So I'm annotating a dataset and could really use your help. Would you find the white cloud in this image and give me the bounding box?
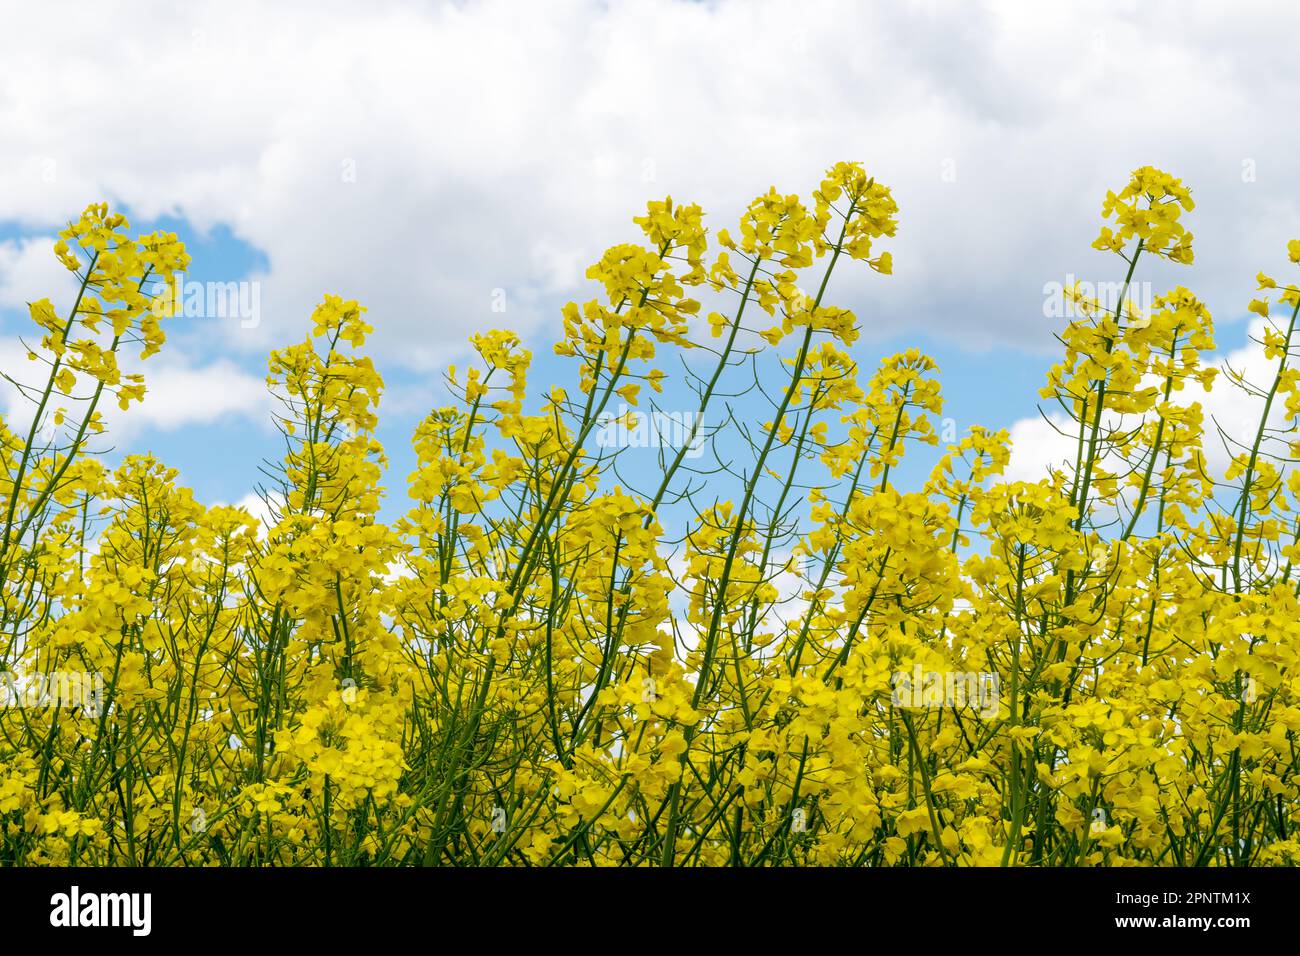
[118,357,270,438]
[3,0,1300,374]
[1004,411,1077,485]
[0,236,79,310]
[217,491,283,537]
[0,334,270,445]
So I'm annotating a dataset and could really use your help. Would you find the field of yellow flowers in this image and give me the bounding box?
[3,162,1299,867]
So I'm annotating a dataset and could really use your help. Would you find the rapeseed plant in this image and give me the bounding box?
[3,163,1300,867]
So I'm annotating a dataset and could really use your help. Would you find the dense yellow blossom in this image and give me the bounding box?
[3,168,1300,867]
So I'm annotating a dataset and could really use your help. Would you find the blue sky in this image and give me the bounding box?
[0,0,1286,521]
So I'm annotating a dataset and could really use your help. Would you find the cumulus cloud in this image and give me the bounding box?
[1003,411,1078,486]
[219,491,283,536]
[2,0,1300,375]
[0,332,271,446]
[114,357,271,439]
[0,236,79,309]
